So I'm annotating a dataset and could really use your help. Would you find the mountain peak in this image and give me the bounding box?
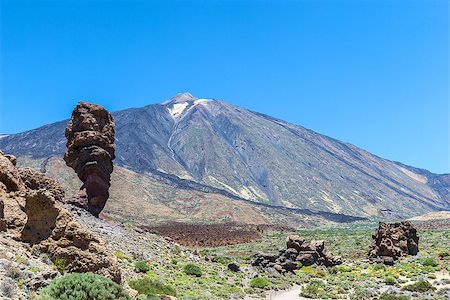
[163,93,198,105]
[163,93,214,119]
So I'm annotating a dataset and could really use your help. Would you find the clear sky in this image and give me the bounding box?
[0,0,448,174]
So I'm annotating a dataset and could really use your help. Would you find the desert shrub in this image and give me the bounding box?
[128,276,176,297]
[138,295,160,300]
[421,257,438,267]
[378,293,409,300]
[438,250,450,259]
[52,258,65,275]
[372,264,386,271]
[134,260,150,273]
[114,250,127,261]
[213,255,232,265]
[384,276,397,285]
[301,284,320,298]
[183,263,202,277]
[38,272,131,300]
[402,280,435,292]
[249,277,270,289]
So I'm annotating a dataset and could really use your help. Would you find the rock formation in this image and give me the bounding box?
[0,151,121,283]
[252,235,341,274]
[368,221,419,265]
[64,101,115,217]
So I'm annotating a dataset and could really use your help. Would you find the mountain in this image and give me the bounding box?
[1,93,448,220]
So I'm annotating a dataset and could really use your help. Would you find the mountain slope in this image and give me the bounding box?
[1,93,448,218]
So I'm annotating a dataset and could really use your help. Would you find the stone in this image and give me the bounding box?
[0,153,24,192]
[64,101,115,217]
[0,151,122,283]
[19,168,65,202]
[227,262,240,272]
[368,221,419,264]
[252,235,341,273]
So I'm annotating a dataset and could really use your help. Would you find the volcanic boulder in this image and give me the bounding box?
[64,101,115,217]
[0,151,121,283]
[368,221,419,265]
[252,235,341,274]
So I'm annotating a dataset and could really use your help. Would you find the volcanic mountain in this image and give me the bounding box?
[0,93,448,223]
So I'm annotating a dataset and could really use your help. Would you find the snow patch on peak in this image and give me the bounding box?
[194,99,211,105]
[168,102,189,119]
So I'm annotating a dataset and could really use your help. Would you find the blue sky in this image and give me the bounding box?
[0,0,448,173]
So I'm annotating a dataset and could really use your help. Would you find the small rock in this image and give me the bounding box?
[228,262,240,272]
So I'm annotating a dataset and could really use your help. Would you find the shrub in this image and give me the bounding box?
[249,277,270,289]
[402,280,435,292]
[438,250,450,259]
[129,276,176,297]
[421,257,438,267]
[37,272,131,300]
[52,258,65,275]
[114,250,127,261]
[378,293,409,300]
[134,260,150,273]
[183,263,202,277]
[384,276,397,285]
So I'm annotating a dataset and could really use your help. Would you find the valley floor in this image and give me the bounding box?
[1,211,449,300]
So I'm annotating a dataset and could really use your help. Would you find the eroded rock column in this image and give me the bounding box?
[64,102,115,217]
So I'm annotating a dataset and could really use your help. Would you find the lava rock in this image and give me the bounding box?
[252,235,342,273]
[368,221,419,264]
[64,102,115,217]
[228,262,241,272]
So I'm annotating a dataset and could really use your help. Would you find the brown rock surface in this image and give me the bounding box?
[368,221,419,265]
[0,151,121,283]
[64,101,115,217]
[19,168,65,202]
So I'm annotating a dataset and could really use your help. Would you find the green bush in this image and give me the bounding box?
[403,280,435,292]
[438,250,450,259]
[37,272,131,300]
[134,260,150,273]
[129,276,176,297]
[52,258,65,275]
[421,257,438,267]
[384,276,397,285]
[183,263,202,277]
[249,277,270,289]
[378,293,409,300]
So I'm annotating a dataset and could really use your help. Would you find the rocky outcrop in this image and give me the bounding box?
[64,101,115,217]
[252,235,341,274]
[368,221,419,265]
[19,168,65,202]
[0,151,121,284]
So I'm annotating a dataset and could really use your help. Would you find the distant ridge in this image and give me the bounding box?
[1,93,448,219]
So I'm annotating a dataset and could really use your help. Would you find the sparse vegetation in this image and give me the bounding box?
[52,258,65,275]
[183,263,202,277]
[378,292,409,300]
[403,280,435,292]
[134,260,150,273]
[37,272,131,300]
[129,276,176,297]
[249,277,270,289]
[422,257,438,267]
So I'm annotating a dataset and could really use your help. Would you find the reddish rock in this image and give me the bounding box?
[368,221,419,264]
[64,102,115,217]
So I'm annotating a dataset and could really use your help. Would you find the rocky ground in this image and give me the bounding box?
[2,204,450,299]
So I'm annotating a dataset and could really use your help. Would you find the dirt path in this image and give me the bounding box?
[266,285,305,300]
